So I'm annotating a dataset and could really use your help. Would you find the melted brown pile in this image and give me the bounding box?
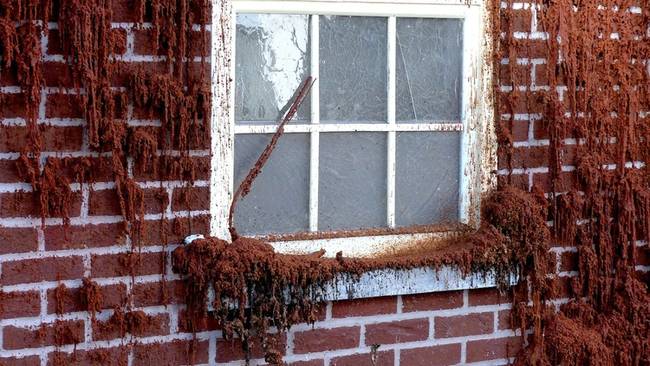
[172,187,552,363]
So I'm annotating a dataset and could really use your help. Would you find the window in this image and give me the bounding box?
[210,0,495,257]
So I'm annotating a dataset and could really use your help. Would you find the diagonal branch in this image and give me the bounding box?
[228,76,315,241]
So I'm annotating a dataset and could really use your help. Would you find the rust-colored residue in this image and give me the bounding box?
[494,0,650,363]
[173,187,551,363]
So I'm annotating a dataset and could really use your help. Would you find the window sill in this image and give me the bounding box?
[317,266,518,301]
[184,234,519,301]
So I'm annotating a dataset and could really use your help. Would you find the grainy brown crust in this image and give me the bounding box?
[1,0,648,365]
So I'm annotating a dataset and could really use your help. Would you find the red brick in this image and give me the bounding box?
[0,160,24,183]
[111,0,142,22]
[498,146,547,170]
[0,125,83,152]
[47,29,126,56]
[499,90,549,115]
[497,173,529,191]
[47,347,129,366]
[45,94,83,119]
[112,61,167,87]
[468,288,512,306]
[500,39,548,59]
[3,320,84,349]
[171,186,210,212]
[498,62,531,87]
[133,340,209,366]
[498,310,512,330]
[87,189,121,216]
[46,283,127,314]
[500,9,533,33]
[133,29,209,56]
[1,256,84,285]
[141,215,210,246]
[365,318,429,345]
[0,191,81,218]
[132,280,186,307]
[532,171,577,193]
[636,244,649,266]
[216,334,286,363]
[0,356,40,366]
[53,156,116,183]
[331,296,396,318]
[434,312,494,338]
[0,227,38,254]
[87,187,167,216]
[178,309,221,333]
[0,93,27,118]
[399,343,461,366]
[289,361,325,366]
[466,336,522,363]
[93,312,170,340]
[132,156,211,182]
[45,223,125,250]
[0,290,40,319]
[560,250,579,271]
[91,251,165,278]
[293,326,360,354]
[331,350,394,366]
[402,291,463,312]
[42,61,74,88]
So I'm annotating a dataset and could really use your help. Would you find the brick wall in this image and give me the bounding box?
[1,1,648,366]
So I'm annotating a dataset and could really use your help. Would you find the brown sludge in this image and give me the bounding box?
[1,0,648,364]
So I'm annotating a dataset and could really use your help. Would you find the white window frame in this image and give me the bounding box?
[209,0,496,257]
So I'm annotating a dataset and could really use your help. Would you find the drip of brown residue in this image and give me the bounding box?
[493,0,650,363]
[173,187,551,364]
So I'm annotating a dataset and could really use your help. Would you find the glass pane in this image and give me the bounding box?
[396,18,463,123]
[319,133,387,231]
[235,14,310,123]
[320,16,387,123]
[234,134,310,235]
[395,132,461,226]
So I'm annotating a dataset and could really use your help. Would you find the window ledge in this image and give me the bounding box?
[184,234,519,301]
[318,266,518,301]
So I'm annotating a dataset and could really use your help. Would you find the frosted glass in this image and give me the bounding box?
[235,14,310,123]
[395,132,461,226]
[234,134,310,235]
[319,133,387,231]
[396,18,463,122]
[320,16,387,123]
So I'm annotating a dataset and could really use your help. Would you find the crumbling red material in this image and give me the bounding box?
[172,187,552,363]
[494,0,650,363]
[0,0,210,361]
[1,0,648,364]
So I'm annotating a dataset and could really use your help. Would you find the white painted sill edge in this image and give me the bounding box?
[183,234,519,302]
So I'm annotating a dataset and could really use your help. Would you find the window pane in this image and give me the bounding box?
[395,132,461,226]
[319,133,387,231]
[320,16,387,123]
[234,134,310,235]
[235,14,310,123]
[396,18,463,123]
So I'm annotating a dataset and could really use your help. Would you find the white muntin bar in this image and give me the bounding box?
[234,122,464,134]
[386,16,397,228]
[309,14,320,232]
[209,0,235,241]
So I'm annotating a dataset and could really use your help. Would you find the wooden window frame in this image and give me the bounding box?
[209,0,496,257]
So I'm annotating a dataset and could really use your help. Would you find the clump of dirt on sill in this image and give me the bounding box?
[172,186,552,364]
